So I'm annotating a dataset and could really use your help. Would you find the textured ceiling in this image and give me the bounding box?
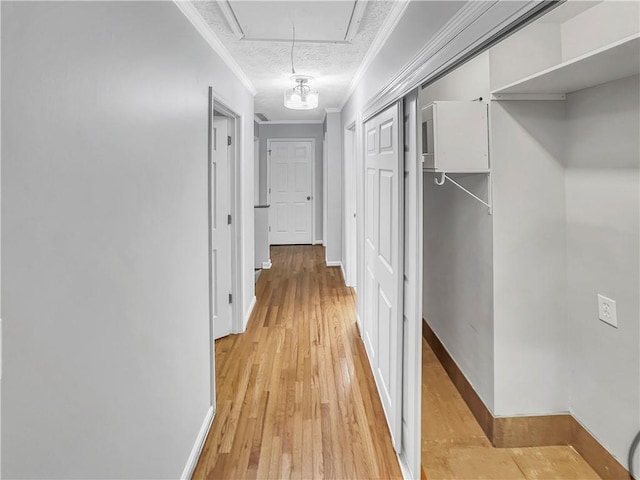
[192,0,395,121]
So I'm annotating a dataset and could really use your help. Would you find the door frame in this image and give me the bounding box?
[353,94,422,478]
[207,91,244,408]
[213,99,243,336]
[266,138,316,245]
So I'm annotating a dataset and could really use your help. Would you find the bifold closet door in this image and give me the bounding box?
[363,102,404,450]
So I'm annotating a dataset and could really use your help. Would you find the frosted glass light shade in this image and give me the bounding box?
[284,75,319,110]
[284,88,319,110]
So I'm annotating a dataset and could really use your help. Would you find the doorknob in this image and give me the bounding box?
[307,196,311,200]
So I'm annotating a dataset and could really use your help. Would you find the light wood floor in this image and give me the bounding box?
[422,339,601,480]
[194,245,402,479]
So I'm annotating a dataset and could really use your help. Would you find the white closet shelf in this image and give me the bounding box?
[491,34,639,99]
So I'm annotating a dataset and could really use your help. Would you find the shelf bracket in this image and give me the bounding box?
[434,172,493,215]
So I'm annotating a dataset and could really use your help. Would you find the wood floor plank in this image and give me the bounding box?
[422,339,602,480]
[193,245,401,479]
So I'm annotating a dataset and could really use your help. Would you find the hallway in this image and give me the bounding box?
[194,245,402,479]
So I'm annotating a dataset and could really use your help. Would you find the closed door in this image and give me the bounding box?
[210,114,233,340]
[363,102,404,450]
[269,141,313,245]
[345,128,357,287]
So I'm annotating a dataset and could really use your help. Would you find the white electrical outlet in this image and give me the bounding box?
[597,294,618,328]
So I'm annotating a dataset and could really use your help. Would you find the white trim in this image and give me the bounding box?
[325,260,342,268]
[181,406,214,480]
[313,240,323,245]
[396,450,414,480]
[324,108,341,113]
[173,1,257,96]
[218,0,244,40]
[401,89,423,479]
[340,0,411,110]
[244,296,257,330]
[345,0,368,43]
[214,103,244,336]
[262,261,273,269]
[259,120,324,125]
[267,138,316,245]
[339,263,347,285]
[361,1,547,121]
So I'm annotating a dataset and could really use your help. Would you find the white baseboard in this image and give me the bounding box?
[397,449,415,480]
[181,406,214,480]
[313,240,323,245]
[262,260,272,269]
[244,295,257,330]
[325,260,342,268]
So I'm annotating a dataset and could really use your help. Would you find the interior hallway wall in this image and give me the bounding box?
[258,123,323,243]
[1,1,254,477]
[341,1,466,126]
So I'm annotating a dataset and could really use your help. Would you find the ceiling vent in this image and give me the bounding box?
[255,113,269,122]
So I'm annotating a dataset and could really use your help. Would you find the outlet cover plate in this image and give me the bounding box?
[597,294,618,328]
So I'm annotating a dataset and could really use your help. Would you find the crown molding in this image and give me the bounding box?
[173,1,257,96]
[340,0,411,110]
[260,120,324,125]
[360,0,552,121]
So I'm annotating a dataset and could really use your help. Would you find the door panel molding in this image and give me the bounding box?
[267,138,316,245]
[362,101,404,450]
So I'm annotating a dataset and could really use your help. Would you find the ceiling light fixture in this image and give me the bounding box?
[284,75,319,110]
[284,25,319,110]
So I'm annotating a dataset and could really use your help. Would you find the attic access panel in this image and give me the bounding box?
[227,0,358,43]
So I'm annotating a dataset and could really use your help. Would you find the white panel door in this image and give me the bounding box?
[210,113,233,340]
[363,102,403,450]
[345,128,358,288]
[269,141,313,245]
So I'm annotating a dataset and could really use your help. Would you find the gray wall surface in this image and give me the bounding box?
[258,123,323,243]
[2,1,254,477]
[565,74,639,467]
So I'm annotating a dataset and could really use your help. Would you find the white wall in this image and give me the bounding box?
[324,112,343,264]
[1,2,254,478]
[560,1,639,62]
[258,123,323,243]
[421,53,495,410]
[491,98,569,416]
[565,75,640,468]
